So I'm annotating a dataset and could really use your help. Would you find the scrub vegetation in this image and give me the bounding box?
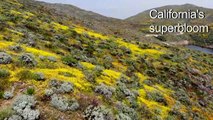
[0,0,212,120]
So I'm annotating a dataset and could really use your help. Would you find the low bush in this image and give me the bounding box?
[0,107,14,120]
[12,95,40,120]
[0,69,10,78]
[95,83,115,99]
[83,105,114,120]
[16,70,34,80]
[62,55,78,67]
[50,94,79,111]
[48,79,74,94]
[26,87,35,95]
[34,72,45,81]
[146,91,167,105]
[0,91,4,99]
[9,45,23,52]
[173,89,191,106]
[19,53,37,67]
[58,72,75,77]
[3,91,13,100]
[47,56,57,62]
[0,70,10,91]
[0,52,12,64]
[116,102,138,120]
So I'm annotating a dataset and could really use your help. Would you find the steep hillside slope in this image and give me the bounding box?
[23,0,143,41]
[0,0,213,120]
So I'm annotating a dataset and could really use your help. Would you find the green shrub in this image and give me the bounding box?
[0,91,4,99]
[0,107,14,120]
[62,55,78,67]
[26,87,35,95]
[0,69,10,78]
[58,72,75,77]
[33,72,45,81]
[0,69,10,91]
[16,70,35,80]
[146,91,167,105]
[0,79,10,91]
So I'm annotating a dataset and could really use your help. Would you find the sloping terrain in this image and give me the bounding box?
[127,4,213,25]
[126,4,213,46]
[0,0,213,120]
[24,0,144,41]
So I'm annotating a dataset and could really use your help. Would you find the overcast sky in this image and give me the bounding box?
[37,0,213,19]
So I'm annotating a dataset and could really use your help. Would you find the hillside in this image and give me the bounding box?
[126,4,213,46]
[27,0,143,41]
[127,4,213,25]
[0,0,213,120]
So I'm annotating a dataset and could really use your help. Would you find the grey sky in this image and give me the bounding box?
[37,0,213,19]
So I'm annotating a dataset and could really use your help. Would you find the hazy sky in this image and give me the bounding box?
[37,0,213,19]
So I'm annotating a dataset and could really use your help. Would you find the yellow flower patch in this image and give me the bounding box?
[23,12,35,19]
[0,35,3,40]
[0,41,14,48]
[6,28,24,36]
[74,27,108,40]
[143,84,156,91]
[51,22,69,31]
[7,22,15,26]
[137,88,170,119]
[154,84,173,94]
[81,62,95,69]
[103,69,121,80]
[24,46,59,58]
[135,72,148,83]
[96,69,121,86]
[10,10,22,15]
[116,39,163,58]
[29,68,91,91]
[112,62,127,72]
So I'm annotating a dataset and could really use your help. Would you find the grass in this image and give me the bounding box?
[0,69,10,78]
[26,87,35,95]
[16,70,35,80]
[62,55,78,67]
[0,107,14,120]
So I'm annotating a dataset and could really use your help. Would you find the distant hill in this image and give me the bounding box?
[126,4,213,25]
[126,4,213,46]
[24,0,144,41]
